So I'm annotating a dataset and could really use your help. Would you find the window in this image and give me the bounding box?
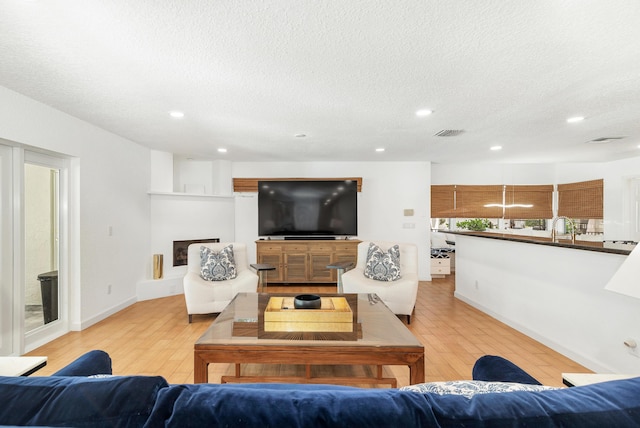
[430,180,604,236]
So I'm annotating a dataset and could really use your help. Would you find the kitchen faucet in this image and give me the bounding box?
[551,216,577,244]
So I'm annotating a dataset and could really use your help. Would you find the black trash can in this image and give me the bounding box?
[37,270,58,324]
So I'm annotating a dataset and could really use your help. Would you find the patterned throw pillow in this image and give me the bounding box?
[200,245,237,281]
[364,242,401,281]
[400,380,558,398]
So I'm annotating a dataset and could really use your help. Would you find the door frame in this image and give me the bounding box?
[0,144,13,355]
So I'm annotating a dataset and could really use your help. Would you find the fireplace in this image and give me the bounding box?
[173,238,220,266]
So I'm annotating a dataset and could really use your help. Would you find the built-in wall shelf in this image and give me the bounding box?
[148,191,233,199]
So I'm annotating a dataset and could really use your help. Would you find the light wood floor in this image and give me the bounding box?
[27,275,588,387]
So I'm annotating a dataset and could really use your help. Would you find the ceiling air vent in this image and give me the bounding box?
[434,129,464,137]
[586,137,624,144]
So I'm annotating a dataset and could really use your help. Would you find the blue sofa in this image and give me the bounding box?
[1,351,640,427]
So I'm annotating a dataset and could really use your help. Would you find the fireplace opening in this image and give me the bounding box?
[173,238,220,266]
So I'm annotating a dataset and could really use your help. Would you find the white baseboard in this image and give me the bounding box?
[77,296,138,331]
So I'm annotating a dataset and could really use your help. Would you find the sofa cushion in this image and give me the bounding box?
[400,380,557,398]
[145,383,439,427]
[0,375,167,427]
[421,377,640,427]
[200,244,237,281]
[364,242,401,281]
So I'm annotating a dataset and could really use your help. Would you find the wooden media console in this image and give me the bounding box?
[256,239,360,284]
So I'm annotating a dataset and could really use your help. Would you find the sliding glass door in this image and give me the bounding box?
[23,151,68,352]
[24,163,59,333]
[0,143,69,356]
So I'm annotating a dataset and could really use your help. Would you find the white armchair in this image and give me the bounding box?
[183,242,258,323]
[341,241,419,323]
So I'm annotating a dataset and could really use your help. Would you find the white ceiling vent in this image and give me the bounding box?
[434,129,464,137]
[586,137,625,144]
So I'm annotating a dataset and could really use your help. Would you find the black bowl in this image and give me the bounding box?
[294,294,321,309]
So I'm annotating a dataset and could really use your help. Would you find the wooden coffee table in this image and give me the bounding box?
[194,292,424,387]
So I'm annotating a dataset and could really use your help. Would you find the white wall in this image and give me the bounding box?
[598,157,640,241]
[148,194,235,279]
[0,85,151,334]
[431,163,558,185]
[232,162,432,280]
[454,234,639,373]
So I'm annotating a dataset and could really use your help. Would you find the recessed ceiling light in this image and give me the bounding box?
[376,148,385,152]
[169,111,184,118]
[490,145,502,151]
[416,109,433,117]
[217,148,227,153]
[567,116,584,123]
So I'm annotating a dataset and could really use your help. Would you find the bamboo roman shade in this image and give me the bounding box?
[504,185,553,219]
[233,177,362,193]
[455,185,504,218]
[430,185,456,217]
[557,179,603,219]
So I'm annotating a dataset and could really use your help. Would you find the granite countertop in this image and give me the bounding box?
[445,230,633,255]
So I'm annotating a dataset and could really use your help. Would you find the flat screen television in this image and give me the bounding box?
[258,180,358,237]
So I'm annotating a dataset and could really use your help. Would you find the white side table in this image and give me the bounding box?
[0,356,48,376]
[562,372,639,387]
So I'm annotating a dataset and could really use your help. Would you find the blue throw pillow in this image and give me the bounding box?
[0,375,168,427]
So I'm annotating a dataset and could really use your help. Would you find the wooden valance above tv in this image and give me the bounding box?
[233,177,363,193]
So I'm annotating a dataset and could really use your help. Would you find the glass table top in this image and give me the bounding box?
[196,292,422,348]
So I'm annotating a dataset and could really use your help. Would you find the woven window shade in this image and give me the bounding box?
[558,179,603,219]
[233,177,362,192]
[504,185,553,219]
[455,185,504,218]
[430,185,456,217]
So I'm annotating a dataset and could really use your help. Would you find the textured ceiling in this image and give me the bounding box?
[1,1,640,164]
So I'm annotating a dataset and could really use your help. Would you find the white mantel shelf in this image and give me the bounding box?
[148,191,233,199]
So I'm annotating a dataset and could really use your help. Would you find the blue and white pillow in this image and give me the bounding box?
[200,245,237,281]
[364,243,401,281]
[400,380,558,398]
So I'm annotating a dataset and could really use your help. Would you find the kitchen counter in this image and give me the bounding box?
[444,230,633,255]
